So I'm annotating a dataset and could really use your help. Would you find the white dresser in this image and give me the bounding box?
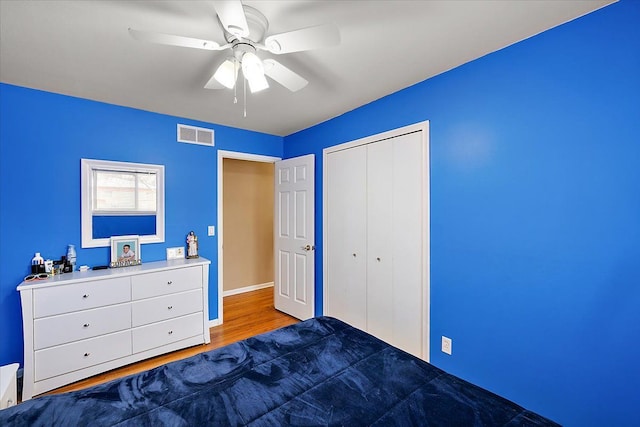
[17,258,211,400]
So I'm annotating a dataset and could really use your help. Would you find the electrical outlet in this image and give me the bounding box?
[441,336,452,355]
[166,246,185,260]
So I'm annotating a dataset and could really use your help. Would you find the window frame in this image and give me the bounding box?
[81,158,165,248]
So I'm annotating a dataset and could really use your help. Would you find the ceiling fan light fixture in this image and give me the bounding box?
[247,73,269,93]
[241,52,269,93]
[213,59,238,89]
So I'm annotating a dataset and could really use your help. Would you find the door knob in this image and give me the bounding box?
[302,244,315,251]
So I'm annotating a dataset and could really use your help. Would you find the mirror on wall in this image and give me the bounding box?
[81,158,165,248]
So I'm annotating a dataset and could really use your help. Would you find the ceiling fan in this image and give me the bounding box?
[128,0,340,95]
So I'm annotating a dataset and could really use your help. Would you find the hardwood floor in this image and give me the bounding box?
[44,286,299,396]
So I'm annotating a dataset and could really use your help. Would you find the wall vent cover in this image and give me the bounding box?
[177,124,214,147]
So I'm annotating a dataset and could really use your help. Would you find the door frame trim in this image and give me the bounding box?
[216,150,281,325]
[322,121,430,360]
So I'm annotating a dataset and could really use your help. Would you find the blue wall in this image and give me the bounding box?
[0,84,282,368]
[283,1,639,426]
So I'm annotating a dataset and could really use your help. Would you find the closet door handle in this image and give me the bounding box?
[302,245,315,251]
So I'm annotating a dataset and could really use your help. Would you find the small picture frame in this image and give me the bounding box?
[110,235,142,268]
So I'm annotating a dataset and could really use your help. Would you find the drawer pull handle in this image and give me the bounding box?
[84,352,90,357]
[168,330,173,335]
[83,294,89,298]
[168,305,173,310]
[167,281,173,285]
[83,323,90,328]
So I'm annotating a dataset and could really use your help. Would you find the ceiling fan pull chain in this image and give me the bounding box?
[243,76,247,118]
[233,59,238,104]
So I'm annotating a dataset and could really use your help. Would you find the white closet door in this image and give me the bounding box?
[366,139,394,343]
[324,122,429,361]
[391,132,424,358]
[366,131,424,358]
[326,146,367,330]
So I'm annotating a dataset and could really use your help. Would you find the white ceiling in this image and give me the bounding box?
[0,0,614,137]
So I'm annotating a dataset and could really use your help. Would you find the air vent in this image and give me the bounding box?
[177,124,215,147]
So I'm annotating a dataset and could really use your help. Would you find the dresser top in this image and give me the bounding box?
[17,257,210,291]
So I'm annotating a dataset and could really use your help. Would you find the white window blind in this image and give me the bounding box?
[93,169,157,213]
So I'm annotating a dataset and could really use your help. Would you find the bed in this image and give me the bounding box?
[0,316,558,426]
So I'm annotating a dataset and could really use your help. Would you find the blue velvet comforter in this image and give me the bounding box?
[1,316,558,426]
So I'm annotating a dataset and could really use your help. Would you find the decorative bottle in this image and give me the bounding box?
[31,253,44,274]
[66,244,77,271]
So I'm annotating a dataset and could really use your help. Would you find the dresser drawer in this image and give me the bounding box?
[34,303,131,350]
[33,277,130,318]
[132,312,203,354]
[132,289,202,327]
[34,330,132,382]
[132,266,202,300]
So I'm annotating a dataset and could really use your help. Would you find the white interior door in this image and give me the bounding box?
[274,154,315,320]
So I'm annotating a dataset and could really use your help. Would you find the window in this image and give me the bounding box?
[81,159,165,248]
[93,169,157,212]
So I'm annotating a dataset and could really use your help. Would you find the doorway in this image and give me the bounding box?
[216,151,280,325]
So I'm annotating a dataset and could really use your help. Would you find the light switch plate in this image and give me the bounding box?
[166,246,185,260]
[208,225,215,236]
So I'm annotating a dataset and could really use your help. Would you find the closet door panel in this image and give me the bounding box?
[326,146,367,330]
[391,132,424,358]
[366,139,394,343]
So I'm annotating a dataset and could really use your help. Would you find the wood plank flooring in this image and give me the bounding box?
[44,286,299,396]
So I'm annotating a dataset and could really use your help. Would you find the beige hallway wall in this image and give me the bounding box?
[222,158,274,292]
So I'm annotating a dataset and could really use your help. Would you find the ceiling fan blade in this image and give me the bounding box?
[264,23,340,54]
[213,0,249,38]
[263,59,308,92]
[128,28,227,51]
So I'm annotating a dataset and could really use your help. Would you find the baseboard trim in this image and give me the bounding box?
[209,318,222,328]
[223,282,274,297]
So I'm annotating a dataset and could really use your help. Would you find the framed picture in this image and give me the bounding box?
[110,235,141,267]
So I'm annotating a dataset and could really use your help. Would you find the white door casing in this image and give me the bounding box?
[274,154,315,320]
